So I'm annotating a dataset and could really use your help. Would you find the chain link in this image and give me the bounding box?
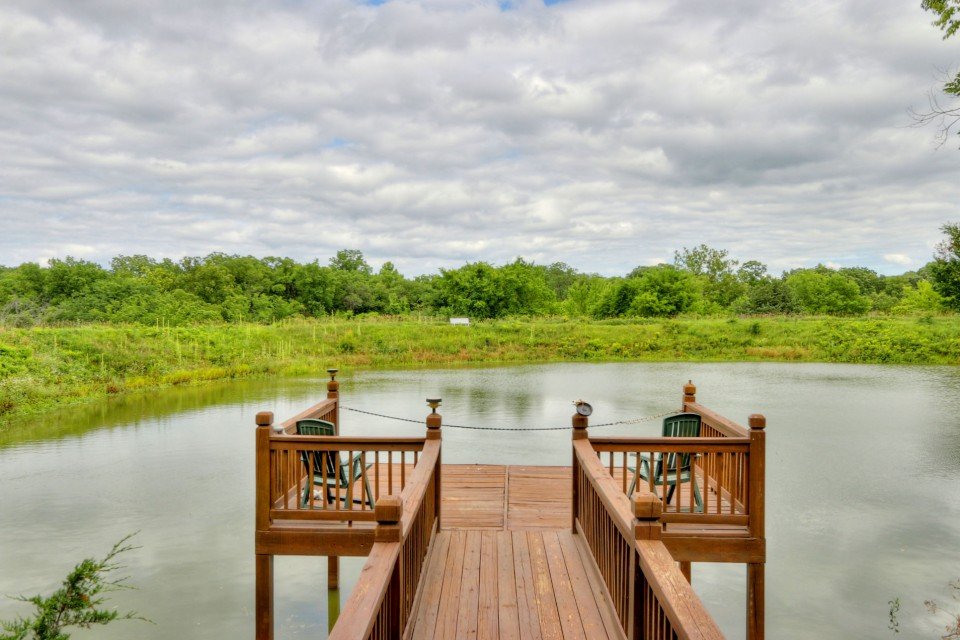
[340,405,674,432]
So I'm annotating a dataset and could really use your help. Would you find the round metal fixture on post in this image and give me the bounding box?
[573,400,593,417]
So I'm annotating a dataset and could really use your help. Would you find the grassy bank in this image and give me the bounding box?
[1,315,958,421]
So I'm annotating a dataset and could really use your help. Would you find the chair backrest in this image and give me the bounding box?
[660,413,701,474]
[296,419,338,478]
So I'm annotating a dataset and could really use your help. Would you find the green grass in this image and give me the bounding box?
[1,315,958,421]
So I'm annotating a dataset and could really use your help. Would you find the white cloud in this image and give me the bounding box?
[0,0,956,277]
[883,253,913,266]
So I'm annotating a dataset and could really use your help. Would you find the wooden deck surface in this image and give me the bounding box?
[280,463,739,534]
[442,465,572,531]
[409,530,625,640]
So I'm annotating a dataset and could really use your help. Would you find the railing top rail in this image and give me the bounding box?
[684,401,749,438]
[589,436,749,452]
[278,396,338,432]
[268,434,426,451]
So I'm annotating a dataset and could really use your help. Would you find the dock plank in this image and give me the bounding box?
[496,531,521,640]
[477,531,500,640]
[512,531,544,640]
[526,532,564,640]
[456,531,482,640]
[542,531,586,640]
[431,531,466,640]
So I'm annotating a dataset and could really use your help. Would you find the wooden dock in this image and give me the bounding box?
[254,375,766,640]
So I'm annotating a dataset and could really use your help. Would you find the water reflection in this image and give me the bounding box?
[0,362,958,639]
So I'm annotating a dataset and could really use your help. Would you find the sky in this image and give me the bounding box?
[0,0,958,277]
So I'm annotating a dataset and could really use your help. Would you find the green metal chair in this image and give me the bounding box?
[627,413,703,511]
[296,418,374,510]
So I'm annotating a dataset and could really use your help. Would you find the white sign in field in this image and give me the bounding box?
[449,317,470,326]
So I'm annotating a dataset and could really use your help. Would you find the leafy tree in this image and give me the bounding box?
[735,278,799,315]
[541,262,580,300]
[0,534,147,639]
[785,269,871,315]
[891,281,944,314]
[673,244,745,308]
[591,278,641,318]
[629,266,700,317]
[110,255,157,277]
[916,0,960,145]
[434,259,554,318]
[44,258,106,303]
[736,260,768,285]
[929,222,960,310]
[561,276,609,317]
[330,249,372,274]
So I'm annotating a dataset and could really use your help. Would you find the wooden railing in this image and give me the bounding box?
[572,437,725,639]
[255,392,428,525]
[589,437,751,526]
[328,437,441,640]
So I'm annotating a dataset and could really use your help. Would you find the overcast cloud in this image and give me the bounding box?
[0,0,957,276]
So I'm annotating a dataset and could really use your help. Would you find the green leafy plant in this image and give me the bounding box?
[1,534,148,639]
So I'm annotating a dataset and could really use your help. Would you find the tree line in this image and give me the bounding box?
[2,225,959,326]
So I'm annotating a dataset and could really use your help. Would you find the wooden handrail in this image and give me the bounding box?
[328,439,441,640]
[573,439,725,640]
[684,401,749,438]
[278,396,339,433]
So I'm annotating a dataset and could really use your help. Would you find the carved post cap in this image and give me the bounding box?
[255,411,274,427]
[426,398,442,438]
[749,414,766,430]
[633,493,662,520]
[327,368,339,380]
[375,495,403,524]
[683,380,696,402]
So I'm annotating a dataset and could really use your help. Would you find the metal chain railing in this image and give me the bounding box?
[340,405,675,432]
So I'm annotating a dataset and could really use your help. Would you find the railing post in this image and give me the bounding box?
[747,413,766,640]
[426,399,442,528]
[326,369,341,594]
[375,496,403,636]
[571,407,588,533]
[327,368,340,432]
[682,379,696,411]
[631,493,661,639]
[632,493,662,540]
[375,495,403,542]
[255,411,274,640]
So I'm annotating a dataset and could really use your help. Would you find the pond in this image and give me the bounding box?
[1,362,959,639]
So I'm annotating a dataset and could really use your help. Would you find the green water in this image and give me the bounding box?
[1,363,959,638]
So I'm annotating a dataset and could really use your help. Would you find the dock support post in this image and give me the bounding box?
[747,413,766,640]
[254,410,275,640]
[680,561,692,583]
[255,554,273,640]
[571,406,588,533]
